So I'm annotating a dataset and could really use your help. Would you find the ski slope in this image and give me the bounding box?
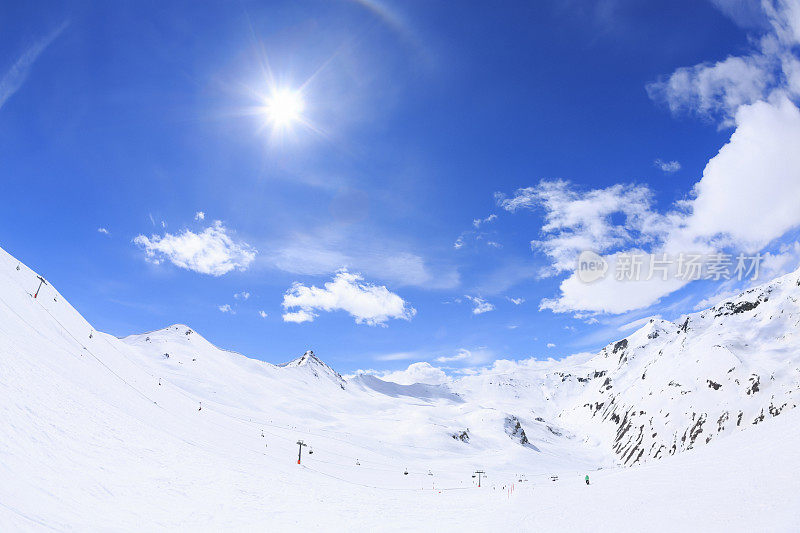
[0,244,799,531]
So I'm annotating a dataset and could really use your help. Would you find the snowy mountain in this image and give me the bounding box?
[1,242,799,530]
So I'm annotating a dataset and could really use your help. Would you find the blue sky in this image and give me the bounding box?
[2,0,800,380]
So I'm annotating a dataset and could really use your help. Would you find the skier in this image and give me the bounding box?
[585,474,590,485]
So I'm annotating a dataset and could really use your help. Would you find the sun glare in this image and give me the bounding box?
[263,88,305,129]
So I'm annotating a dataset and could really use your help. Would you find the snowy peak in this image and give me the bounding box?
[557,265,800,466]
[279,350,346,388]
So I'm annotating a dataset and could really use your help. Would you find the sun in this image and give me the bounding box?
[263,88,305,129]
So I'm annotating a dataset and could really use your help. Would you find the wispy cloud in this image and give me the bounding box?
[0,21,68,112]
[464,295,495,314]
[654,159,681,172]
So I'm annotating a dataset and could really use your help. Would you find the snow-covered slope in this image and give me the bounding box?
[559,270,800,465]
[1,243,799,530]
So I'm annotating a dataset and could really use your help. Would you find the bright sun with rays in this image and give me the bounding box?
[263,88,305,129]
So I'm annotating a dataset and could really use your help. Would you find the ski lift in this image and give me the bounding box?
[356,460,360,466]
[261,430,265,437]
[403,469,408,476]
[428,470,433,476]
[472,474,476,479]
[308,448,314,455]
[550,475,558,482]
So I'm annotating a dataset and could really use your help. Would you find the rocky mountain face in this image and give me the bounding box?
[554,269,800,465]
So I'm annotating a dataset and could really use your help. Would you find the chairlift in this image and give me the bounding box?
[403,469,409,475]
[308,448,314,455]
[356,460,360,466]
[428,470,433,476]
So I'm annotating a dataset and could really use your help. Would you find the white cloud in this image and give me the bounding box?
[453,236,465,249]
[500,2,800,316]
[681,96,800,251]
[134,220,256,276]
[258,310,268,318]
[464,295,495,314]
[97,227,109,235]
[218,304,233,314]
[546,343,556,348]
[363,362,451,386]
[507,297,525,305]
[433,347,496,365]
[434,349,472,363]
[486,240,502,248]
[195,211,205,221]
[497,180,669,275]
[647,55,772,125]
[281,269,416,326]
[646,0,800,125]
[0,21,68,112]
[282,309,316,324]
[654,159,681,172]
[535,96,800,315]
[234,291,250,300]
[472,213,497,228]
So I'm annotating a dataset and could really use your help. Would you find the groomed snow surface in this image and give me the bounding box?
[1,245,798,531]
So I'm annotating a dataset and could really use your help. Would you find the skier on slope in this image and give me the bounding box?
[585,475,590,485]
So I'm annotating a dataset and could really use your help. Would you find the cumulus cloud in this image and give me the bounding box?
[218,304,233,314]
[134,220,256,276]
[361,362,451,386]
[497,2,800,316]
[681,96,800,251]
[97,227,110,235]
[546,343,556,348]
[507,297,525,305]
[195,211,205,221]
[234,291,250,300]
[281,270,416,326]
[654,159,681,172]
[282,309,316,324]
[464,295,495,314]
[0,21,68,112]
[258,310,268,318]
[532,98,800,315]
